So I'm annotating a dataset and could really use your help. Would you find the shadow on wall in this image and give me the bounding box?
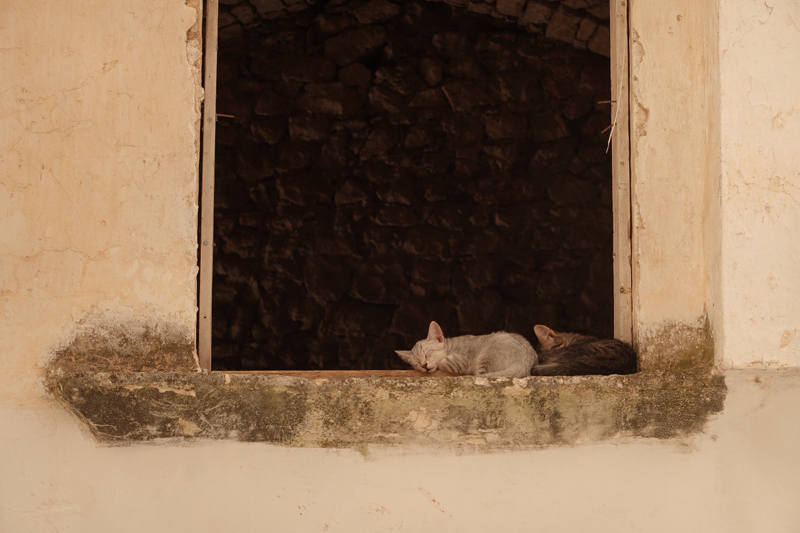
[212,0,613,371]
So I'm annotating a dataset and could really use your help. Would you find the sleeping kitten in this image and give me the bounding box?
[395,321,538,378]
[530,325,637,376]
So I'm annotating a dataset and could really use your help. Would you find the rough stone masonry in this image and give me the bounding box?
[212,0,613,371]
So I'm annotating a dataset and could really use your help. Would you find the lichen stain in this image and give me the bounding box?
[637,314,715,372]
[48,313,199,374]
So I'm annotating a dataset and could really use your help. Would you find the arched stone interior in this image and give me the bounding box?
[212,0,613,370]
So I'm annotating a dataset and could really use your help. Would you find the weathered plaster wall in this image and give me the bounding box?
[0,0,203,403]
[2,370,799,531]
[718,0,800,368]
[4,1,800,531]
[628,0,718,370]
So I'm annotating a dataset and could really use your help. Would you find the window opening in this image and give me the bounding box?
[207,0,618,372]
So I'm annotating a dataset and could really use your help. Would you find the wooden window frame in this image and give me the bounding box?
[196,0,633,371]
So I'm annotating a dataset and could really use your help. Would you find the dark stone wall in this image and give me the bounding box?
[212,0,613,371]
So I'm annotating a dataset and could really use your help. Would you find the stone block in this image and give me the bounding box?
[409,87,447,108]
[375,62,426,96]
[376,178,414,205]
[545,7,582,43]
[350,259,409,304]
[251,118,288,144]
[324,25,387,66]
[275,141,316,173]
[547,173,598,206]
[371,206,420,226]
[431,32,471,59]
[368,85,407,114]
[327,301,395,337]
[441,81,493,112]
[466,2,493,15]
[587,4,609,20]
[289,116,330,141]
[588,25,610,57]
[529,112,569,142]
[235,143,276,181]
[520,1,552,25]
[334,180,369,205]
[404,123,436,148]
[360,128,401,160]
[281,55,337,82]
[231,3,257,25]
[353,0,401,24]
[251,0,285,16]
[441,114,485,146]
[459,258,498,290]
[250,55,283,81]
[276,174,332,205]
[483,113,527,139]
[338,62,373,88]
[391,299,457,339]
[296,83,361,114]
[304,256,353,301]
[447,56,487,80]
[455,291,504,333]
[419,55,443,86]
[314,14,356,36]
[403,226,448,256]
[561,0,591,8]
[495,0,526,18]
[217,10,234,29]
[255,90,291,116]
[576,17,598,42]
[482,143,520,171]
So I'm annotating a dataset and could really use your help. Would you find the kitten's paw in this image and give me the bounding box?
[423,355,445,372]
[411,362,429,372]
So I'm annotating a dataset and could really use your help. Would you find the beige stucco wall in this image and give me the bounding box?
[2,0,800,531]
[717,0,800,368]
[0,0,202,404]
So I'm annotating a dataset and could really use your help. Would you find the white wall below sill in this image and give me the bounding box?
[1,369,798,532]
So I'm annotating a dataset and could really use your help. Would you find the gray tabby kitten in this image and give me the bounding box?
[395,321,538,378]
[531,325,637,375]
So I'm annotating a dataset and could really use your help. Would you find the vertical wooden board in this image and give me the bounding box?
[610,0,633,344]
[198,0,219,371]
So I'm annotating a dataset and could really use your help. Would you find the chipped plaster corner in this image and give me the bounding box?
[183,0,205,159]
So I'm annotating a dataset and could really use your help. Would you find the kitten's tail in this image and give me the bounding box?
[528,363,567,376]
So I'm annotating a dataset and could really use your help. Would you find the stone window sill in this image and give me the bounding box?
[48,369,726,448]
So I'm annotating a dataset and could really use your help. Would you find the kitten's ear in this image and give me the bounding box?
[427,321,445,343]
[534,325,557,344]
[395,350,413,362]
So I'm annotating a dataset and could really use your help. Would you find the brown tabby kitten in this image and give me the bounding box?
[530,325,637,376]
